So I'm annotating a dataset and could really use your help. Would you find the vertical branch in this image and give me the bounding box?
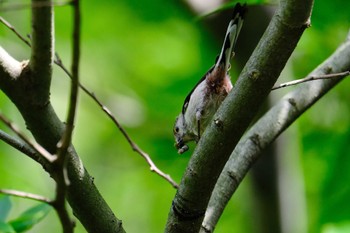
[68,0,80,136]
[30,0,54,102]
[0,4,125,232]
[1,11,178,188]
[56,0,80,166]
[53,0,81,232]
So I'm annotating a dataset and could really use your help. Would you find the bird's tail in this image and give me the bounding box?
[215,3,247,72]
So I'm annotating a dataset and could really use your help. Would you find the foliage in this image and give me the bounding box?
[0,0,349,232]
[0,195,51,233]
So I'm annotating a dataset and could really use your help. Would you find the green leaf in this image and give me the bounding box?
[0,195,12,222]
[9,203,52,233]
[0,221,16,233]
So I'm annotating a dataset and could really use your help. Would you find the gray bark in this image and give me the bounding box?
[165,0,314,232]
[201,35,350,233]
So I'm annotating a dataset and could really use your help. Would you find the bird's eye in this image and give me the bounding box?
[174,127,179,133]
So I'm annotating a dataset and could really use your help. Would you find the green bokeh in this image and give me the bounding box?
[0,0,350,232]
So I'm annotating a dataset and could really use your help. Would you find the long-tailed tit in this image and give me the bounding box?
[173,3,247,154]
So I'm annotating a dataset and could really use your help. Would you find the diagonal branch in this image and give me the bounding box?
[55,53,179,188]
[272,71,350,90]
[0,130,36,158]
[0,13,178,189]
[201,37,350,233]
[1,3,126,233]
[165,0,314,232]
[0,17,31,47]
[0,112,54,163]
[0,112,72,232]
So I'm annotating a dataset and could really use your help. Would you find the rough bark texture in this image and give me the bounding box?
[165,0,314,232]
[0,1,125,232]
[201,37,350,233]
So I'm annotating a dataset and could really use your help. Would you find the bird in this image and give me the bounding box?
[173,3,247,154]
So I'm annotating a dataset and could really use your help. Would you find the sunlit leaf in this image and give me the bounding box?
[9,203,52,233]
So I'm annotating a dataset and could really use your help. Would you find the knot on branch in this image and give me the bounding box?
[213,118,223,130]
[249,133,262,150]
[226,170,240,186]
[277,1,313,29]
[248,69,260,81]
[287,97,297,108]
[172,198,205,221]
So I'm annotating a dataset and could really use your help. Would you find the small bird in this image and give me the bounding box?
[173,3,247,154]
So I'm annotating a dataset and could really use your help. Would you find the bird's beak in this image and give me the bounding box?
[174,138,184,149]
[175,138,189,154]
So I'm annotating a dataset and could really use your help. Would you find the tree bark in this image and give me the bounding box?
[0,0,126,232]
[165,0,314,232]
[201,36,350,232]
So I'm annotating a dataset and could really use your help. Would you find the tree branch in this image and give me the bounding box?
[0,111,72,231]
[55,53,179,188]
[52,1,81,231]
[29,0,54,103]
[0,112,54,163]
[165,0,314,232]
[1,13,178,189]
[0,8,126,233]
[0,53,125,233]
[0,46,23,80]
[0,130,36,158]
[0,113,74,232]
[0,189,51,204]
[56,0,80,162]
[0,17,31,47]
[201,36,350,233]
[0,188,75,232]
[272,71,350,90]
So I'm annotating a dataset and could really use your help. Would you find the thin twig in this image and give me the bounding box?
[202,37,350,232]
[90,90,179,189]
[0,112,55,162]
[272,71,350,90]
[0,17,31,47]
[55,54,179,189]
[0,1,72,11]
[0,11,178,189]
[0,129,47,165]
[55,0,80,177]
[0,189,51,203]
[52,1,81,232]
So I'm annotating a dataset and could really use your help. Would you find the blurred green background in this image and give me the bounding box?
[0,0,350,232]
